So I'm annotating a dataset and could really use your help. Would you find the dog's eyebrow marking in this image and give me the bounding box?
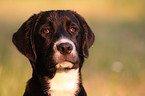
[48,68,79,96]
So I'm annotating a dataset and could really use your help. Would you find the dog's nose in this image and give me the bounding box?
[57,43,73,55]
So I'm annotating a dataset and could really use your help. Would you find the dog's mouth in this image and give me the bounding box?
[54,53,79,64]
[55,57,79,70]
[48,61,78,72]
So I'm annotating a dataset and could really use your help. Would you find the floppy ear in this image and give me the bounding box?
[12,14,38,62]
[70,11,95,58]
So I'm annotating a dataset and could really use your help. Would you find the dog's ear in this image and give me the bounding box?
[12,14,41,62]
[70,11,95,58]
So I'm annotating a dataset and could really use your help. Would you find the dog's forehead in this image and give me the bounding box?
[41,11,79,24]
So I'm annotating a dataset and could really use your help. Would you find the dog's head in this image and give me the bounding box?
[12,10,95,76]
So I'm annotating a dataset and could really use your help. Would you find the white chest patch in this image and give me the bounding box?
[48,68,79,96]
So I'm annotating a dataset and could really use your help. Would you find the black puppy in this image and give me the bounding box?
[12,10,95,96]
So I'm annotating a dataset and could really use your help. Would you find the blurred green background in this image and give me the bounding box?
[0,0,145,96]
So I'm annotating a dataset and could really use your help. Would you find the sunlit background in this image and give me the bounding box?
[0,0,145,96]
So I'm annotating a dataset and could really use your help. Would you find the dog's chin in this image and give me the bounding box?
[56,61,76,70]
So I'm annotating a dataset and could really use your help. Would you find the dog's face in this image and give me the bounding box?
[34,12,82,71]
[12,10,95,76]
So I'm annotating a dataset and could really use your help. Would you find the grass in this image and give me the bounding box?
[83,21,145,96]
[0,0,145,96]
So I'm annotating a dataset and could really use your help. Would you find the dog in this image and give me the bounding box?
[12,10,95,96]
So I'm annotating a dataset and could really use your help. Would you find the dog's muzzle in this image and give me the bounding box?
[53,38,79,69]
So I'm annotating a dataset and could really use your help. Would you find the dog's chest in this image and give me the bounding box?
[48,69,79,96]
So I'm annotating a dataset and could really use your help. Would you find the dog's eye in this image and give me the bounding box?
[43,28,50,34]
[70,27,76,32]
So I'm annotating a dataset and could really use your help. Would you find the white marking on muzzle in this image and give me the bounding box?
[53,37,76,54]
[56,62,73,69]
[53,37,78,65]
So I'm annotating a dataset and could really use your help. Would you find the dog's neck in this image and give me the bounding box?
[24,67,84,96]
[48,68,80,96]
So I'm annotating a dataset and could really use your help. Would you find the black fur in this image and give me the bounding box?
[12,10,95,96]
